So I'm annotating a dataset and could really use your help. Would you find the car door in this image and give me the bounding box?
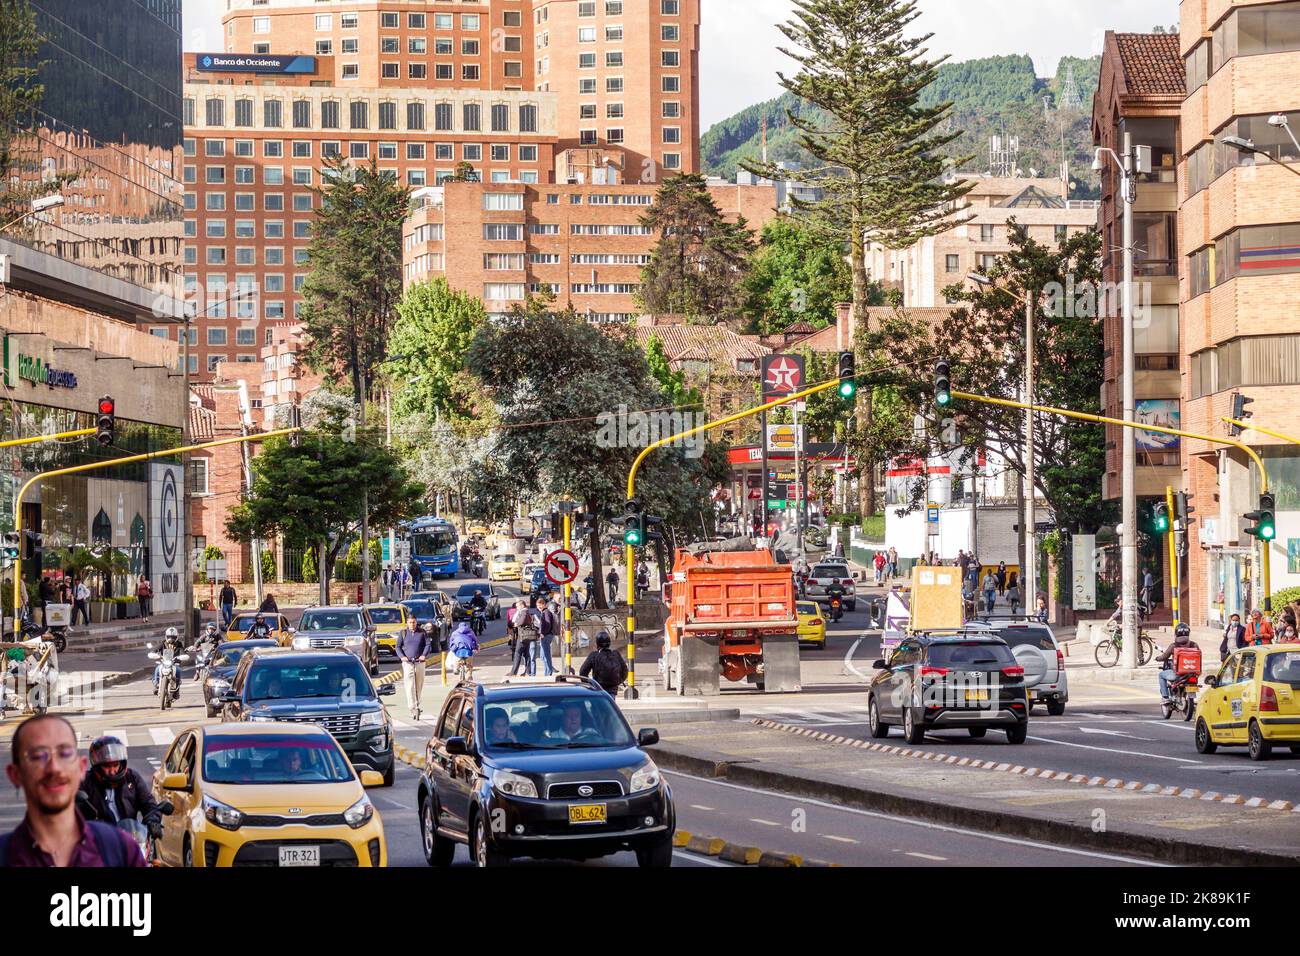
[885,640,919,717]
[429,695,465,833]
[157,730,196,866]
[1204,654,1241,741]
[1228,651,1258,741]
[448,702,478,833]
[223,657,251,721]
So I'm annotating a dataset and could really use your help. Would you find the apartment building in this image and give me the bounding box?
[865,176,1098,307]
[1179,0,1300,623]
[402,179,777,320]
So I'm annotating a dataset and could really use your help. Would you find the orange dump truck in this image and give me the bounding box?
[660,544,800,695]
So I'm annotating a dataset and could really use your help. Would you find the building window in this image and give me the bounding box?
[945,254,960,273]
[662,50,679,67]
[464,103,482,131]
[264,100,282,128]
[462,65,480,81]
[234,99,253,127]
[434,64,452,80]
[252,16,269,34]
[607,128,624,144]
[484,223,524,241]
[579,53,596,69]
[205,98,224,127]
[409,63,428,80]
[263,140,282,158]
[520,145,538,163]
[491,144,510,162]
[382,63,399,79]
[605,52,623,68]
[321,101,340,129]
[463,39,480,56]
[463,144,482,161]
[292,140,312,158]
[205,139,225,157]
[663,153,681,170]
[662,75,680,93]
[207,327,227,346]
[491,103,510,132]
[315,40,332,55]
[349,101,369,129]
[378,102,397,130]
[662,0,679,13]
[662,126,680,144]
[435,143,454,160]
[407,143,425,160]
[663,101,680,118]
[341,64,359,80]
[382,12,398,28]
[314,13,331,31]
[409,38,427,55]
[662,24,679,41]
[580,104,597,120]
[234,140,253,157]
[292,100,312,129]
[407,102,426,131]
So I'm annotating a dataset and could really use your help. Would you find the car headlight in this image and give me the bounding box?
[492,769,537,798]
[247,713,275,722]
[292,636,309,649]
[359,710,385,728]
[343,795,374,830]
[206,677,229,691]
[630,759,661,794]
[343,636,365,649]
[203,795,244,831]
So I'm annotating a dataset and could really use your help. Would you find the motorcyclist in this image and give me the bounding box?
[151,626,186,696]
[825,579,846,620]
[469,589,488,614]
[1157,623,1200,713]
[447,621,479,680]
[247,612,274,641]
[579,631,628,697]
[79,736,164,838]
[193,622,222,681]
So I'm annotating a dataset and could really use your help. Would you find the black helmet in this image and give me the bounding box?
[596,630,611,649]
[89,735,129,786]
[1174,623,1191,640]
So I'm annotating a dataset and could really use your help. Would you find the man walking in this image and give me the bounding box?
[508,600,537,676]
[606,567,619,605]
[887,546,898,580]
[72,577,90,628]
[532,595,557,677]
[136,576,153,623]
[981,568,998,615]
[396,620,432,721]
[219,581,237,628]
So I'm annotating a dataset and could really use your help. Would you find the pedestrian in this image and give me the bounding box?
[1,715,146,867]
[583,573,595,610]
[135,576,153,623]
[1219,612,1246,661]
[956,550,968,579]
[36,575,54,627]
[995,561,1007,597]
[259,592,278,614]
[1279,625,1300,644]
[508,600,537,676]
[1032,594,1048,623]
[981,569,997,614]
[873,552,885,585]
[219,581,237,628]
[381,567,391,600]
[606,567,619,605]
[408,559,421,593]
[396,618,432,721]
[887,546,898,580]
[531,595,557,677]
[635,563,650,600]
[1245,608,1274,646]
[1005,574,1021,615]
[56,576,70,607]
[579,630,628,696]
[72,577,90,628]
[1140,566,1154,611]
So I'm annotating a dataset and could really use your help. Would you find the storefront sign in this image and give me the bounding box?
[195,53,316,74]
[2,338,78,389]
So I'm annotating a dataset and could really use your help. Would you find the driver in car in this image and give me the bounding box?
[279,748,303,777]
[545,703,590,742]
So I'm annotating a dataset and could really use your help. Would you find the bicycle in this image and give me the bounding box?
[1094,626,1157,668]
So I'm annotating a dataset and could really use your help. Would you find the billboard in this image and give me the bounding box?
[1135,399,1180,452]
[194,53,317,74]
[149,463,185,614]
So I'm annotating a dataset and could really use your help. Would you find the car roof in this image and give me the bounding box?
[301,605,366,612]
[247,647,353,661]
[916,631,1009,645]
[466,680,609,703]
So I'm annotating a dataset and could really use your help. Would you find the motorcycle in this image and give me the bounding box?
[470,554,485,577]
[77,792,173,866]
[17,611,66,654]
[148,644,190,711]
[192,640,219,682]
[1162,670,1199,721]
[470,608,487,638]
[829,595,843,623]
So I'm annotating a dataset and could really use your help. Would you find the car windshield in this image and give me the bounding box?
[203,734,354,785]
[812,565,846,577]
[299,611,363,631]
[1264,651,1300,685]
[217,645,254,666]
[232,616,269,632]
[456,585,488,599]
[994,627,1055,651]
[412,531,456,556]
[247,660,374,701]
[367,607,404,624]
[401,601,434,619]
[495,555,516,563]
[797,602,819,616]
[479,695,636,750]
[927,642,1015,667]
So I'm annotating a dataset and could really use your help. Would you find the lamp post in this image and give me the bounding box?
[0,193,64,233]
[1222,133,1300,180]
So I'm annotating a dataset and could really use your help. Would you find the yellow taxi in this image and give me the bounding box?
[365,603,412,657]
[468,523,490,538]
[152,723,387,867]
[489,552,521,582]
[1195,643,1300,760]
[226,612,294,646]
[796,600,827,649]
[520,562,544,594]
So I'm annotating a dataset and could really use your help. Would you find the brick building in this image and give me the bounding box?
[1178,0,1300,623]
[402,179,777,320]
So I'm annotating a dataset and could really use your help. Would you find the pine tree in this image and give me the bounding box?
[748,0,974,514]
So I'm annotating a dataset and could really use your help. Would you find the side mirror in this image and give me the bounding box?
[637,728,659,747]
[445,736,469,756]
[287,627,297,636]
[359,770,385,788]
[872,659,889,670]
[217,690,239,702]
[160,772,189,792]
[378,683,396,697]
[1203,675,1218,688]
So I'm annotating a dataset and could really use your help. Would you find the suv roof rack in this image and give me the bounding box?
[551,674,605,691]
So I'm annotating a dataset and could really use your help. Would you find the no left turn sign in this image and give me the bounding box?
[544,549,579,585]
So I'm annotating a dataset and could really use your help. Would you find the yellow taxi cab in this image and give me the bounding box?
[226,612,294,646]
[152,722,387,867]
[468,523,490,538]
[489,552,521,582]
[796,600,827,649]
[1195,643,1300,760]
[520,562,544,594]
[365,603,411,657]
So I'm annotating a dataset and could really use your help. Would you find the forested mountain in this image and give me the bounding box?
[702,54,1102,199]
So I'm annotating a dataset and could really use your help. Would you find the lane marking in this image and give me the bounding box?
[148,727,175,746]
[689,804,715,811]
[844,636,871,681]
[1024,735,1202,764]
[673,850,732,868]
[749,818,781,827]
[663,770,1167,866]
[822,834,858,844]
[906,851,947,861]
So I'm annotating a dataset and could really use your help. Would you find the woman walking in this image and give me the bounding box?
[995,561,1007,597]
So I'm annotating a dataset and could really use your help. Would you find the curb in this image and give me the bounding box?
[751,717,1300,815]
[671,829,835,867]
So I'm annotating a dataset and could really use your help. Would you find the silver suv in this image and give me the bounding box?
[804,561,857,611]
[991,622,1068,716]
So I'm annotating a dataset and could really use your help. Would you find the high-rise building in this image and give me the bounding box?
[1179,0,1300,623]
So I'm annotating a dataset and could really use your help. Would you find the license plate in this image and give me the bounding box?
[278,846,320,867]
[568,803,607,825]
[965,689,989,701]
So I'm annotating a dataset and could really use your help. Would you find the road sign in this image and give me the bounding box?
[927,504,940,525]
[761,354,805,401]
[544,549,579,585]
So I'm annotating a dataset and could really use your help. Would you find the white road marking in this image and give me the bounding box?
[664,770,1167,867]
[149,727,175,746]
[822,834,858,844]
[1078,726,1153,741]
[689,804,715,811]
[844,637,871,682]
[673,850,732,867]
[749,818,781,827]
[1024,735,1202,763]
[906,852,947,861]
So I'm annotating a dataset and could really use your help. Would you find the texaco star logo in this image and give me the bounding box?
[160,469,179,567]
[765,357,802,393]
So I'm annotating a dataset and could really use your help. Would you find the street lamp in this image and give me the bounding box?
[1222,134,1300,180]
[1268,113,1300,154]
[968,271,1039,602]
[0,192,64,233]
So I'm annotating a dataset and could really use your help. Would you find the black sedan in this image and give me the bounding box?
[416,678,674,867]
[201,640,278,717]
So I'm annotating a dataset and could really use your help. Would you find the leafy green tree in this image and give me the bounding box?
[638,173,755,321]
[643,335,701,409]
[387,278,486,420]
[741,217,861,335]
[0,0,49,227]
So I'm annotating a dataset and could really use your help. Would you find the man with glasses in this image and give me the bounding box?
[0,715,145,866]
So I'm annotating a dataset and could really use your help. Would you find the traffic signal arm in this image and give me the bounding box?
[1222,416,1300,448]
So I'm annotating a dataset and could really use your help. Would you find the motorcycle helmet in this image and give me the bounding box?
[89,735,129,786]
[163,626,179,641]
[1174,622,1192,641]
[596,631,611,649]
[204,621,219,636]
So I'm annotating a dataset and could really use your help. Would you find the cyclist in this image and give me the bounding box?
[447,621,479,681]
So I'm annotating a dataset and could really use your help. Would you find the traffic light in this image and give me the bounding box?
[96,395,115,447]
[1245,492,1276,541]
[1152,502,1170,534]
[1175,491,1194,529]
[933,359,952,408]
[622,498,644,547]
[1,531,19,564]
[573,511,596,540]
[550,511,561,540]
[644,514,664,543]
[837,350,856,399]
[1228,392,1254,436]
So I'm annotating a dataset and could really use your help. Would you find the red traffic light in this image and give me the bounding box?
[98,398,115,415]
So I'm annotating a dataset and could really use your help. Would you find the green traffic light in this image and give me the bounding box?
[1261,523,1276,541]
[838,379,856,399]
[936,391,951,407]
[624,528,642,546]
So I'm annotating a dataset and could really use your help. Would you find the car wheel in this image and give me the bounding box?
[1248,720,1272,761]
[369,652,380,677]
[183,836,194,868]
[1046,699,1066,717]
[1290,745,1300,754]
[381,761,395,787]
[968,727,987,739]
[1194,718,1217,754]
[1005,723,1028,745]
[472,811,509,868]
[867,695,890,738]
[420,793,455,867]
[635,834,674,867]
[902,706,925,745]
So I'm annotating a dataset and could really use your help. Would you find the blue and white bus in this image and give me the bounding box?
[404,517,460,579]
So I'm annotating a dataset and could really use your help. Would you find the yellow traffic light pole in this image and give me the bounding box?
[623,375,849,697]
[1223,415,1297,613]
[1166,486,1180,626]
[0,427,97,450]
[12,428,299,613]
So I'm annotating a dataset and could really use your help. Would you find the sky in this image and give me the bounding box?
[181,0,1180,128]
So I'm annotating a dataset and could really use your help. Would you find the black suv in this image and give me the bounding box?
[416,677,675,867]
[218,648,398,785]
[292,606,381,676]
[866,633,1029,744]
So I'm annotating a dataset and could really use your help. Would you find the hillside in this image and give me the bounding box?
[702,53,1102,199]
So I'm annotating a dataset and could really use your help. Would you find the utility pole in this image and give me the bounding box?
[359,373,370,606]
[969,455,979,559]
[1024,293,1037,606]
[181,311,193,641]
[1119,132,1139,669]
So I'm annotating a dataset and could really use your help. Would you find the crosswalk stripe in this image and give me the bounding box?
[149,727,175,746]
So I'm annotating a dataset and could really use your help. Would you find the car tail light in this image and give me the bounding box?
[810,619,823,626]
[1002,665,1025,678]
[1055,649,1064,670]
[921,666,949,677]
[841,579,854,586]
[1260,685,1279,712]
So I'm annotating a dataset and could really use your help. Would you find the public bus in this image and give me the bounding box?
[404,517,460,579]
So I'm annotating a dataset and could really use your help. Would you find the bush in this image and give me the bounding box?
[301,547,318,584]
[1268,586,1300,609]
[261,549,276,584]
[338,539,382,582]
